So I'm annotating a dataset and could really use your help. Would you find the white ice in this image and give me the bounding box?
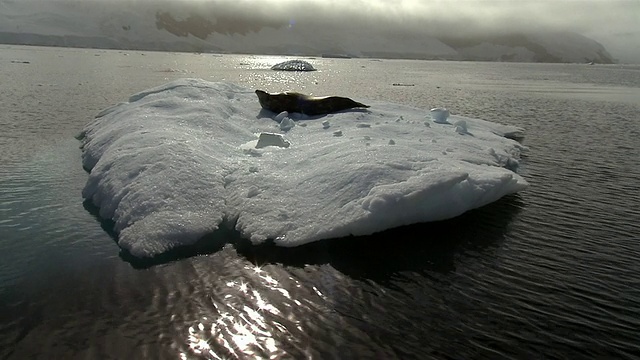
[270,60,316,71]
[430,108,450,124]
[80,79,528,258]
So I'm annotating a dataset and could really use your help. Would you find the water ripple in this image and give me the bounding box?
[1,50,640,358]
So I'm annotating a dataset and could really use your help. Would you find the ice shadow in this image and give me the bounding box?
[233,194,525,283]
[256,108,370,121]
[82,200,118,239]
[83,193,524,275]
[82,200,237,269]
[119,225,236,269]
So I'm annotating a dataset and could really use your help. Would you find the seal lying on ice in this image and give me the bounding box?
[255,90,369,116]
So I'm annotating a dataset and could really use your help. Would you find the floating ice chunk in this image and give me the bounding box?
[279,117,295,131]
[80,79,528,258]
[431,108,450,123]
[255,132,290,149]
[271,60,316,71]
[274,111,289,123]
[454,120,468,134]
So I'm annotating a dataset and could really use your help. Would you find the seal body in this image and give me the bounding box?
[255,90,369,116]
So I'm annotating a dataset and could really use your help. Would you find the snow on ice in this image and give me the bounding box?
[80,79,527,258]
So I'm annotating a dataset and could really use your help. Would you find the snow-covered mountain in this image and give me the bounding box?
[0,0,615,64]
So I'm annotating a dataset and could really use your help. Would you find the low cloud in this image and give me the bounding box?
[55,0,638,36]
[8,0,640,61]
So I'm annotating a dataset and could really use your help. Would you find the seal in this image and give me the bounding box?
[255,90,369,116]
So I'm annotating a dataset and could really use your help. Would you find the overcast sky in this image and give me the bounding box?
[46,0,636,37]
[232,0,635,60]
[182,0,640,61]
[276,0,635,30]
[6,0,640,62]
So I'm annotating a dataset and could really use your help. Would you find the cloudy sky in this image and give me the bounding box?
[176,0,636,34]
[143,0,640,61]
[3,0,639,62]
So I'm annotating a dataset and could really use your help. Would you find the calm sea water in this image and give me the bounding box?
[1,45,639,359]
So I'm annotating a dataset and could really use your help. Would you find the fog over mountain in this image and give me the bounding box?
[1,0,637,63]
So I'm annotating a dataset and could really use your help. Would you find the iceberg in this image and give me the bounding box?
[270,60,316,71]
[80,79,528,258]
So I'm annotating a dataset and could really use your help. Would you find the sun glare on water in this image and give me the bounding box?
[179,264,305,358]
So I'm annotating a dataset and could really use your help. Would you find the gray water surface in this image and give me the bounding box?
[1,45,639,359]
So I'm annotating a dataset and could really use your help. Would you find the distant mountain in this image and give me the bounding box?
[0,0,615,64]
[438,32,614,64]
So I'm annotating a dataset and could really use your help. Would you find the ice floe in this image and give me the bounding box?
[80,79,527,258]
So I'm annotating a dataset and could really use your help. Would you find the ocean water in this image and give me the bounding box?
[1,45,639,359]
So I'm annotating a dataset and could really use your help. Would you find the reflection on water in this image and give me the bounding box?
[236,55,315,70]
[168,196,524,359]
[182,265,306,359]
[232,195,524,282]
